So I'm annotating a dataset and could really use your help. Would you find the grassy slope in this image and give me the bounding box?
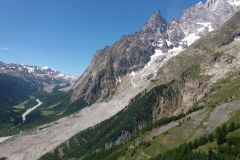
[118,64,240,159]
[150,123,240,160]
[206,71,240,107]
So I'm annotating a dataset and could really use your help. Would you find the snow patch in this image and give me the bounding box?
[23,66,35,73]
[197,22,214,32]
[116,77,122,84]
[118,77,121,83]
[42,66,49,70]
[234,36,240,41]
[227,0,240,7]
[166,40,172,46]
[168,45,183,54]
[197,1,203,6]
[130,71,136,77]
[182,33,200,46]
[146,49,165,68]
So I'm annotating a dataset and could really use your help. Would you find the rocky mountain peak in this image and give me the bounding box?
[142,10,167,36]
[170,18,178,24]
[72,0,240,104]
[203,0,240,25]
[205,0,218,9]
[206,0,240,10]
[146,10,162,22]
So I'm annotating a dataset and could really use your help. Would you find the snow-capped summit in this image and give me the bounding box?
[228,0,240,7]
[42,66,50,70]
[0,61,77,82]
[206,0,240,9]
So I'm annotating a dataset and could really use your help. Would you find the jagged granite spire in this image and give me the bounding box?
[205,0,218,9]
[72,1,240,103]
[142,10,167,35]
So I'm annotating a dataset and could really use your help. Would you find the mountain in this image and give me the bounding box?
[0,61,77,93]
[1,1,240,160]
[72,0,240,104]
[40,11,240,160]
[0,62,78,137]
[0,62,76,83]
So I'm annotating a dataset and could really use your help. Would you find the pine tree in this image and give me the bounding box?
[216,127,225,145]
[228,122,235,132]
[208,148,213,160]
[208,133,214,142]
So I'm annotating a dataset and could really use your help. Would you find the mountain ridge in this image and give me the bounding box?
[0,61,77,82]
[39,11,240,160]
[72,0,240,104]
[0,1,240,160]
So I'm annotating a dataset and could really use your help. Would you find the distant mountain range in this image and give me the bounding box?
[0,61,78,136]
[0,61,77,82]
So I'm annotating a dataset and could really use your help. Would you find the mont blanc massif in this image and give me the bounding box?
[1,0,240,160]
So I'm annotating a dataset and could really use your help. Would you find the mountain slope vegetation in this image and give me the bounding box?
[1,1,240,160]
[40,12,240,160]
[0,70,83,137]
[0,74,38,133]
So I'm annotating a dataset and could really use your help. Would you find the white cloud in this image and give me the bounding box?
[1,47,9,51]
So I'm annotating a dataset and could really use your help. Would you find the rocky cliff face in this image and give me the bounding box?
[72,0,240,103]
[153,11,240,119]
[72,34,155,102]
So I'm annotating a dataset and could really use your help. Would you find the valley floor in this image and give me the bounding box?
[0,73,150,160]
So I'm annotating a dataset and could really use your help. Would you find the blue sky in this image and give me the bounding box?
[0,0,206,76]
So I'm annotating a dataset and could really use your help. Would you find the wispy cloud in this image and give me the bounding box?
[1,46,9,51]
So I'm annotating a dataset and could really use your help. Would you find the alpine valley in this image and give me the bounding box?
[1,0,240,160]
[0,62,78,137]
